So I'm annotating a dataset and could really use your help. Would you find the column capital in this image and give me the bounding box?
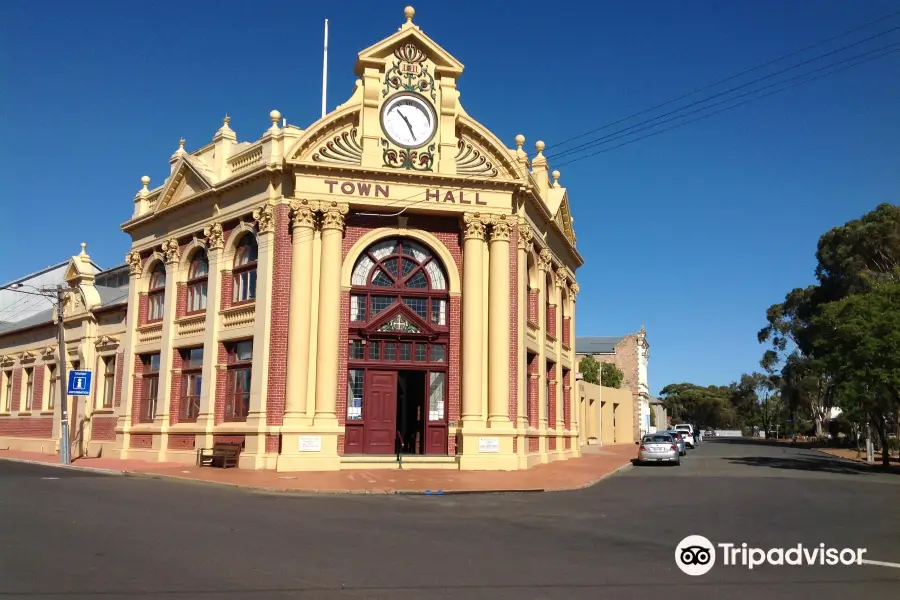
[517,221,533,250]
[125,251,143,276]
[319,201,349,231]
[569,282,580,300]
[290,198,319,230]
[162,238,181,265]
[487,214,512,243]
[538,248,553,271]
[203,222,225,250]
[253,202,277,235]
[554,268,569,288]
[462,212,488,240]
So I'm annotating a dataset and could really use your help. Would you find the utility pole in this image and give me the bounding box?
[55,284,70,465]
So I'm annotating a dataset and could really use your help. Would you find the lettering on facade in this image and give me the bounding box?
[323,180,487,205]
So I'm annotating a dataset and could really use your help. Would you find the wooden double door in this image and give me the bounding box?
[350,369,447,456]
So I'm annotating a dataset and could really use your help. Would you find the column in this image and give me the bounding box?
[284,199,318,426]
[487,215,511,426]
[516,223,533,435]
[197,223,224,447]
[116,252,144,457]
[569,282,580,454]
[313,201,349,424]
[536,249,552,433]
[554,270,567,433]
[460,212,487,423]
[155,239,182,460]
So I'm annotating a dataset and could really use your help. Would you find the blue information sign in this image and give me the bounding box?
[67,370,93,396]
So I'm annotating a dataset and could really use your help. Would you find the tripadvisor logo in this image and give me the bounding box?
[675,535,867,576]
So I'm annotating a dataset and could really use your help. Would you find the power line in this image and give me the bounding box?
[551,44,900,171]
[546,8,900,153]
[548,24,900,161]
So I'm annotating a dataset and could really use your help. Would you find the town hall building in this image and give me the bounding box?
[0,6,583,471]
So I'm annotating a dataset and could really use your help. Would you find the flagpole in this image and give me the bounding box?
[322,18,328,119]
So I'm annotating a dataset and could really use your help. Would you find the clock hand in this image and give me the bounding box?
[398,111,416,139]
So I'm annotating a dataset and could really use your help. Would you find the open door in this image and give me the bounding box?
[363,370,398,454]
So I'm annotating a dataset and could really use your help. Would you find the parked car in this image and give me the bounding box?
[659,430,686,456]
[673,425,696,448]
[637,434,681,466]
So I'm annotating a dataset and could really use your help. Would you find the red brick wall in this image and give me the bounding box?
[175,283,187,319]
[168,434,195,450]
[563,368,571,429]
[528,289,538,326]
[508,226,518,422]
[169,350,183,425]
[337,433,345,455]
[130,355,144,425]
[565,437,571,450]
[340,214,464,453]
[548,436,557,451]
[213,434,245,447]
[265,204,291,427]
[214,342,228,425]
[547,362,557,431]
[527,353,538,426]
[92,416,116,441]
[562,316,571,347]
[138,294,149,327]
[0,417,52,438]
[11,368,21,412]
[113,352,124,408]
[32,365,44,412]
[266,433,280,453]
[546,305,557,340]
[129,434,152,449]
[220,272,233,310]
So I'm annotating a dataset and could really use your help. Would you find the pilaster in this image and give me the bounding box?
[154,241,181,461]
[196,224,223,450]
[116,252,143,457]
[244,202,277,468]
[515,222,532,465]
[536,247,552,459]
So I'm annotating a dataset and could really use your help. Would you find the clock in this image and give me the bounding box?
[380,93,437,149]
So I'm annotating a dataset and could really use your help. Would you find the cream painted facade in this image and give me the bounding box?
[3,6,586,472]
[0,246,129,458]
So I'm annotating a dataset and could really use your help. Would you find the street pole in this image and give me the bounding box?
[56,285,70,465]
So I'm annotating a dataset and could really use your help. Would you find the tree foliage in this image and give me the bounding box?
[600,362,624,389]
[578,356,600,385]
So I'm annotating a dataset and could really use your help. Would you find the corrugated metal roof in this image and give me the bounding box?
[575,336,625,354]
[0,308,54,335]
[96,285,129,308]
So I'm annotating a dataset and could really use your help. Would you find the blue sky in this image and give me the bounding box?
[2,1,898,394]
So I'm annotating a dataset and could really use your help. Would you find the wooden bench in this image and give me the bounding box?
[196,442,241,468]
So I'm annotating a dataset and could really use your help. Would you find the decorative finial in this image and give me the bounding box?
[551,170,560,187]
[223,114,231,125]
[269,109,282,131]
[179,137,185,148]
[140,175,150,196]
[404,6,415,21]
[639,324,646,336]
[79,242,88,256]
[535,140,545,153]
[514,134,525,148]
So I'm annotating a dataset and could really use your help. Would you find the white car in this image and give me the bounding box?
[674,425,696,448]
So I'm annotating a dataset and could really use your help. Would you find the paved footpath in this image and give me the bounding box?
[0,444,635,494]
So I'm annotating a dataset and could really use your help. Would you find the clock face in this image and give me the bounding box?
[381,93,437,148]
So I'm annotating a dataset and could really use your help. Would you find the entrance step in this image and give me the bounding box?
[340,455,460,470]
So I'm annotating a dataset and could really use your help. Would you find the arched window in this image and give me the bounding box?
[349,238,448,327]
[148,263,166,322]
[187,251,209,314]
[232,235,258,304]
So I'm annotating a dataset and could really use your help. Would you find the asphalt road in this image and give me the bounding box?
[1,439,898,600]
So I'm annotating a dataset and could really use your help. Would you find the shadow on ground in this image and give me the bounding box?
[707,439,900,476]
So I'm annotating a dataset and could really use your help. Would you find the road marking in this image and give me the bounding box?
[861,559,900,569]
[41,477,60,480]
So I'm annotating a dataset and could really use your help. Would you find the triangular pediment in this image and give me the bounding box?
[455,116,522,181]
[154,158,213,212]
[288,108,362,165]
[554,193,576,245]
[363,302,435,337]
[355,18,463,77]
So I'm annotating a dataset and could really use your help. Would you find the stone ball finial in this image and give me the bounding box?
[223,115,231,125]
[179,138,185,148]
[404,6,415,20]
[552,169,560,181]
[535,140,545,152]
[514,134,525,148]
[141,175,150,187]
[270,109,282,123]
[80,242,87,253]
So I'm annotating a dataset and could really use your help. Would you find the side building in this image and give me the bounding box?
[114,6,583,471]
[575,327,651,440]
[0,246,128,457]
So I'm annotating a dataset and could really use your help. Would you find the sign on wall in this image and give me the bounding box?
[478,437,500,453]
